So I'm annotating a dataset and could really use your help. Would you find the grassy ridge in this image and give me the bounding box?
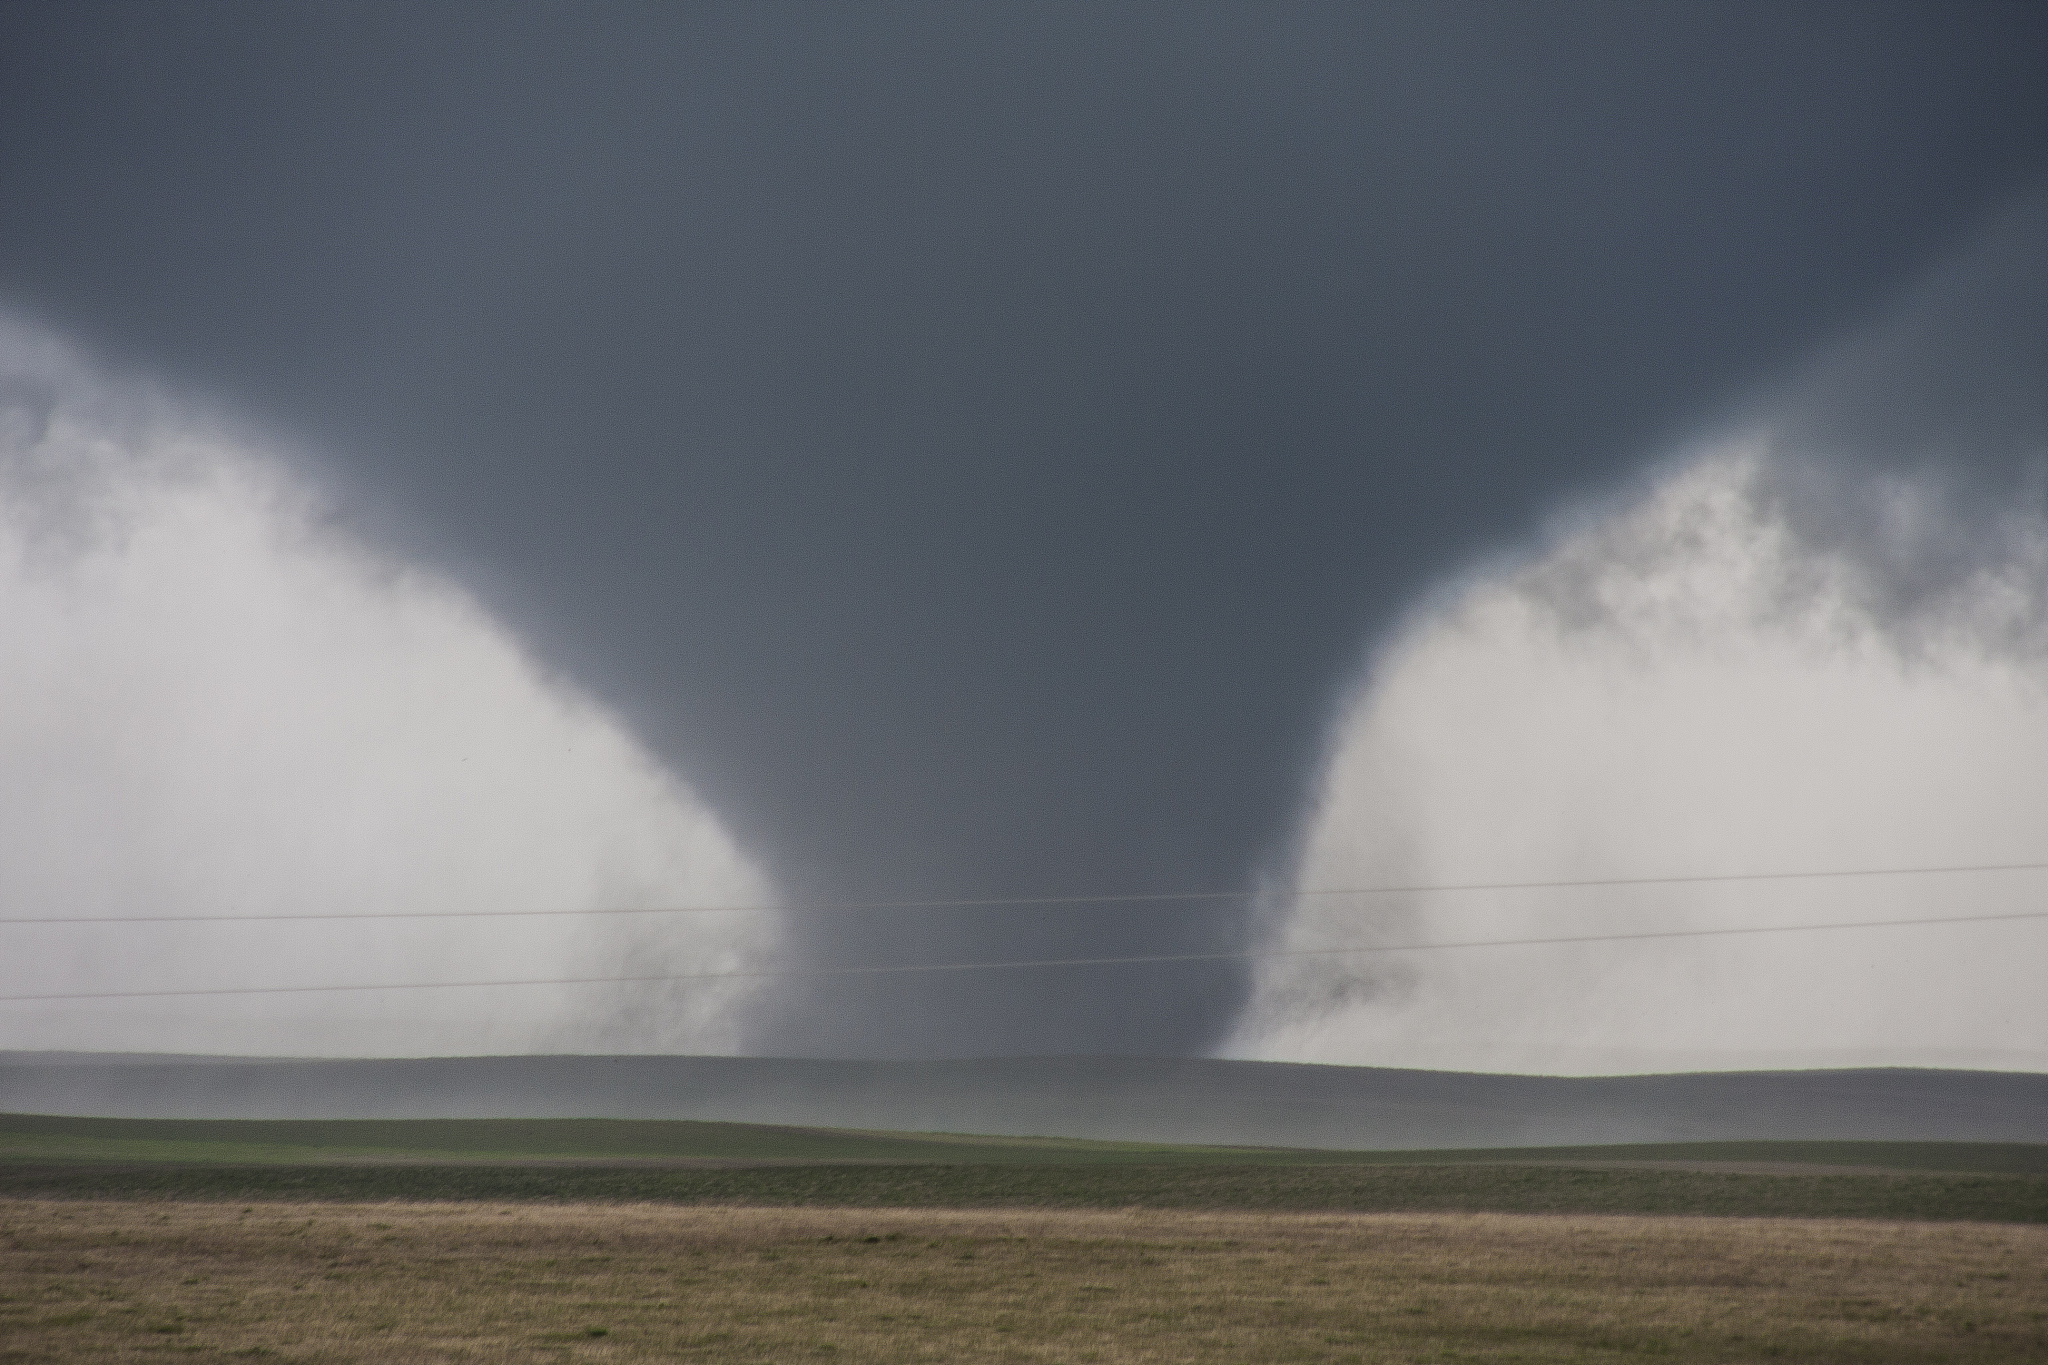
[4,1113,2043,1173]
[0,1113,1221,1166]
[3,1160,2045,1221]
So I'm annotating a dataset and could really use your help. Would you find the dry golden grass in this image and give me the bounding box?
[1,1200,2043,1362]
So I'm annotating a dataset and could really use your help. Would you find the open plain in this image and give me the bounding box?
[3,1200,2045,1363]
[3,1115,2043,1359]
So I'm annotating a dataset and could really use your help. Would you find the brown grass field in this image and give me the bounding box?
[2,1200,2043,1362]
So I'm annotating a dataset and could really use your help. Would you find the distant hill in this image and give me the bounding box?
[3,1053,2043,1149]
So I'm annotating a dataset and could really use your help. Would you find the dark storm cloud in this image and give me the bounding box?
[1,1,2042,1056]
[1752,188,2048,627]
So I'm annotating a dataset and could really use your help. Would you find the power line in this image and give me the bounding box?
[4,908,2042,1004]
[4,861,2044,927]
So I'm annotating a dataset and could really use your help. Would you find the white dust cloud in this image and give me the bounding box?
[1230,205,2048,1076]
[0,319,778,1056]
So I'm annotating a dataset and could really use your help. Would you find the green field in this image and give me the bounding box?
[5,1158,2046,1221]
[3,1114,2045,1221]
[5,1113,2043,1174]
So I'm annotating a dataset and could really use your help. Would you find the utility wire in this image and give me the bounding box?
[4,908,2043,1004]
[3,861,2044,927]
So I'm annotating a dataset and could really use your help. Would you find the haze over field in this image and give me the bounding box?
[0,2,2042,1070]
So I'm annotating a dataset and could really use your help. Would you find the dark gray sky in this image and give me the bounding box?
[2,1,2043,1057]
